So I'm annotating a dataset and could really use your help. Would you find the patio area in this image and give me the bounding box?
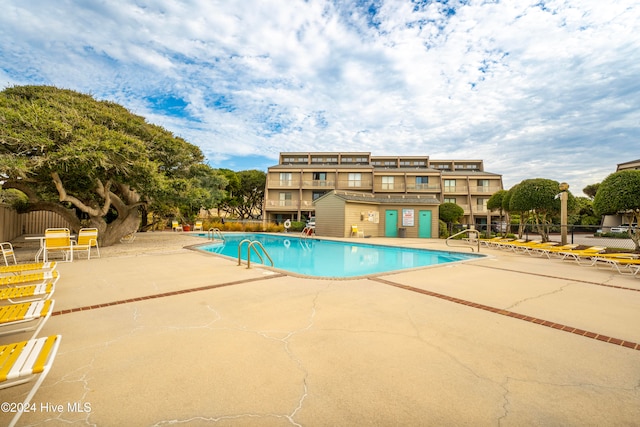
[2,232,639,426]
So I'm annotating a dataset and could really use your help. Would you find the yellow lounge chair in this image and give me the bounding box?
[120,231,136,243]
[536,244,580,258]
[193,220,204,231]
[0,335,61,427]
[559,246,607,263]
[588,256,640,275]
[0,271,59,288]
[43,228,73,262]
[0,283,54,305]
[503,240,543,251]
[350,225,364,238]
[172,220,183,232]
[1,242,17,266]
[0,262,57,277]
[517,241,558,255]
[493,239,527,249]
[72,228,100,259]
[484,238,515,248]
[0,300,55,340]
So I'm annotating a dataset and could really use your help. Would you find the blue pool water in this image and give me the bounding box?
[196,233,483,278]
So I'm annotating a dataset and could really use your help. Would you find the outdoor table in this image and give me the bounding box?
[25,235,75,262]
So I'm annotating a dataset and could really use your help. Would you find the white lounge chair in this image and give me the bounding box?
[0,335,62,427]
[0,300,55,340]
[1,242,17,266]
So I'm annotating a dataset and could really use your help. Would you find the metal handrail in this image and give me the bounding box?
[446,229,481,252]
[237,239,253,265]
[300,226,314,239]
[247,241,274,269]
[208,228,225,241]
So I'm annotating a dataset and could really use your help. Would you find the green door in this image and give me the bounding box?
[419,210,432,238]
[385,210,398,237]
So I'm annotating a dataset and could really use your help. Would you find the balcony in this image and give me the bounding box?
[443,185,469,193]
[265,200,299,210]
[301,179,336,188]
[405,183,441,192]
[269,179,300,189]
[373,182,406,192]
[469,185,502,194]
[335,179,373,190]
[264,199,316,211]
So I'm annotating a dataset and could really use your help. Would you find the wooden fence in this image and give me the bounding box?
[0,204,71,242]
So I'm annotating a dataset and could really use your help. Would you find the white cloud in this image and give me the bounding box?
[1,0,639,195]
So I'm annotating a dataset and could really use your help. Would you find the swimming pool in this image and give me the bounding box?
[196,233,484,278]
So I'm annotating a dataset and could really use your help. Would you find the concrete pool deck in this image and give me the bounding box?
[2,232,639,426]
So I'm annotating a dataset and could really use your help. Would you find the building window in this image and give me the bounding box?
[279,173,292,186]
[381,176,394,190]
[477,179,489,192]
[414,176,429,190]
[312,191,326,201]
[283,157,306,164]
[444,179,456,192]
[313,172,327,180]
[279,192,292,206]
[348,173,362,187]
[477,198,488,210]
[444,197,456,204]
[311,156,337,164]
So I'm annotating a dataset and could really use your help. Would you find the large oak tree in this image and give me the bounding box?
[0,85,226,246]
[593,170,640,251]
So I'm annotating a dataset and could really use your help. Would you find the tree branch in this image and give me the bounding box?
[1,180,40,202]
[51,172,112,217]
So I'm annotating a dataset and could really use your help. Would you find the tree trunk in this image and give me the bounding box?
[100,206,141,247]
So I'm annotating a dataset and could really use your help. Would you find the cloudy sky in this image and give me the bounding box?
[2,0,639,196]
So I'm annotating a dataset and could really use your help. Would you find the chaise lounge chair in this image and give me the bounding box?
[588,255,640,275]
[193,220,204,231]
[172,220,183,232]
[0,262,57,277]
[558,246,607,263]
[535,244,580,258]
[0,300,55,340]
[1,242,17,266]
[0,283,55,305]
[0,271,59,288]
[0,334,62,427]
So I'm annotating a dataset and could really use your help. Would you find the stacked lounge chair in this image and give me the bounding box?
[0,259,61,427]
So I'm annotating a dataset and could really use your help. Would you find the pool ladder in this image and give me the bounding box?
[207,228,225,241]
[446,229,481,252]
[300,226,315,239]
[238,239,274,269]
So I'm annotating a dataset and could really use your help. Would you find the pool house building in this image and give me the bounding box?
[263,152,504,237]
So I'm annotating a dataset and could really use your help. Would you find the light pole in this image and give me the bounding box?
[559,182,569,245]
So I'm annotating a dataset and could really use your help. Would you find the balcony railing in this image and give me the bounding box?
[405,183,441,191]
[469,185,502,193]
[268,179,301,188]
[301,180,336,188]
[443,186,469,193]
[335,179,373,189]
[265,200,299,208]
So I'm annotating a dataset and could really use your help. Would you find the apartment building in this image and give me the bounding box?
[263,152,504,231]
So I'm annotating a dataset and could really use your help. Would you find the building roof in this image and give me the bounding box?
[617,159,640,171]
[315,190,440,205]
